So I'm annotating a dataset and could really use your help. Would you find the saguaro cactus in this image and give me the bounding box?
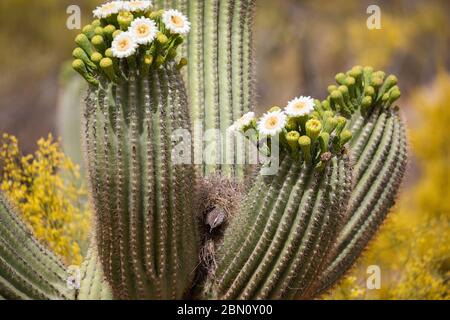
[74,2,199,299]
[0,1,408,301]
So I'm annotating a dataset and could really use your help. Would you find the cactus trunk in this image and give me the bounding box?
[82,62,199,299]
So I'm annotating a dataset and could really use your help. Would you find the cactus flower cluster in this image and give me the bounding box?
[72,0,189,86]
[228,100,353,167]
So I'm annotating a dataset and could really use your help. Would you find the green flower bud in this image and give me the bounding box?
[91,35,106,54]
[75,34,94,56]
[364,66,374,74]
[269,106,282,112]
[118,11,134,30]
[373,71,386,81]
[105,48,114,59]
[100,58,118,83]
[141,54,154,74]
[298,135,312,163]
[335,72,347,85]
[113,30,123,38]
[155,55,165,67]
[319,132,330,154]
[345,76,356,87]
[321,100,331,111]
[389,87,401,103]
[103,25,116,40]
[91,19,102,28]
[378,75,399,99]
[340,130,353,148]
[328,85,338,94]
[305,119,322,142]
[349,66,363,79]
[361,96,373,112]
[286,131,300,153]
[72,48,97,70]
[157,32,169,45]
[148,9,164,19]
[167,48,177,60]
[285,117,298,131]
[323,117,338,134]
[82,24,95,39]
[94,26,104,37]
[91,52,103,66]
[335,116,347,136]
[72,59,98,86]
[323,110,335,120]
[370,76,384,89]
[176,57,188,70]
[364,85,375,97]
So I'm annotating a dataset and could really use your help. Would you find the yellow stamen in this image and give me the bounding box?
[265,116,279,129]
[171,15,184,28]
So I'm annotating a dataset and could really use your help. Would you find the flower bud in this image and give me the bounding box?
[177,57,188,70]
[75,34,94,56]
[340,130,353,148]
[72,48,97,70]
[298,135,312,163]
[286,131,300,153]
[100,58,118,83]
[72,59,98,86]
[91,35,106,53]
[118,11,134,30]
[305,119,322,142]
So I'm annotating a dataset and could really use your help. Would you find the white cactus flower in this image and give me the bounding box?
[130,17,158,45]
[111,32,139,58]
[162,9,191,34]
[258,110,287,137]
[285,96,315,117]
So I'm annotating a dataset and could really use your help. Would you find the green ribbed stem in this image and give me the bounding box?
[0,194,72,300]
[310,109,408,297]
[83,62,199,300]
[208,154,352,299]
[78,246,113,300]
[155,0,256,179]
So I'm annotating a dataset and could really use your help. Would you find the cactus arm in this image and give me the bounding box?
[0,193,72,300]
[209,155,352,300]
[311,112,407,296]
[78,246,113,300]
[307,68,408,297]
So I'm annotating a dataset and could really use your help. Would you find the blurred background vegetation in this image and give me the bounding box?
[0,0,448,299]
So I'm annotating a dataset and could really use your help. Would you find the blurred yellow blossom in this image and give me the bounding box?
[0,133,91,266]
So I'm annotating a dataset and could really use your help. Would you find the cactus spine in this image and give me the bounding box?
[0,194,72,300]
